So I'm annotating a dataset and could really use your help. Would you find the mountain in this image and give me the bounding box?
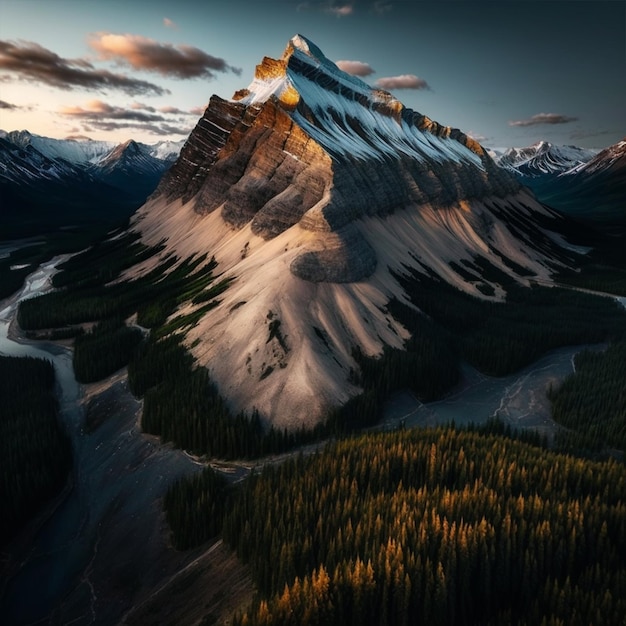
[125,34,579,428]
[497,139,625,228]
[0,133,185,238]
[89,139,175,200]
[3,130,116,165]
[497,141,596,177]
[0,136,135,236]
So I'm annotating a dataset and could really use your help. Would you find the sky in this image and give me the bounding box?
[0,0,624,149]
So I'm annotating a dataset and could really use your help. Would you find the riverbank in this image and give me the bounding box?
[0,260,254,625]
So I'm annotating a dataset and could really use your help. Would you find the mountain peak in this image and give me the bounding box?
[285,33,320,59]
[130,35,572,426]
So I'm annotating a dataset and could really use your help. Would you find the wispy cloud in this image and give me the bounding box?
[65,134,92,141]
[509,113,578,127]
[0,98,18,110]
[159,105,195,115]
[335,60,375,77]
[297,2,354,16]
[163,17,178,29]
[60,99,166,122]
[59,99,194,136]
[0,40,167,96]
[83,120,191,136]
[372,1,393,14]
[189,105,207,116]
[327,4,354,16]
[375,74,430,90]
[89,33,241,79]
[467,131,489,143]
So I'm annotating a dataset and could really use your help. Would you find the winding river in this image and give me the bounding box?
[0,258,201,625]
[1,256,624,624]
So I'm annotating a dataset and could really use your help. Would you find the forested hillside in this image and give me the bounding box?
[550,340,626,454]
[164,426,626,625]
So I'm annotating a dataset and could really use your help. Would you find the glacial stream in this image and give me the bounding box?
[0,258,201,625]
[0,255,624,625]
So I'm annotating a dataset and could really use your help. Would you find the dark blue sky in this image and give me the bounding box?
[1,0,624,148]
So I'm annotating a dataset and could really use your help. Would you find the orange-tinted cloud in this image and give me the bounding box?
[0,40,167,95]
[375,74,430,90]
[60,99,166,122]
[163,17,178,29]
[335,60,375,76]
[327,4,353,16]
[59,99,194,136]
[89,33,241,79]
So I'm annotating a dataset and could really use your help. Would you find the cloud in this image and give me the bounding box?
[375,74,430,90]
[189,105,207,116]
[130,101,156,112]
[60,99,166,122]
[163,17,178,29]
[296,2,354,16]
[0,39,167,96]
[509,113,578,127]
[83,120,191,136]
[0,98,18,110]
[327,4,354,16]
[65,134,92,141]
[335,60,375,76]
[59,99,195,137]
[159,105,194,115]
[89,33,241,79]
[467,131,489,143]
[372,1,393,13]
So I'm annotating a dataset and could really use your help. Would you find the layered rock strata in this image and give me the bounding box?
[153,34,521,283]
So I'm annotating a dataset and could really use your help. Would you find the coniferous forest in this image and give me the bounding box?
[0,356,71,543]
[164,426,626,626]
[549,340,626,454]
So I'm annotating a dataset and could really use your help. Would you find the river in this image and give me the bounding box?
[0,258,202,625]
[0,258,623,624]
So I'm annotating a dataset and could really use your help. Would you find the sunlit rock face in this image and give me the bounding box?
[154,34,519,283]
[136,35,570,428]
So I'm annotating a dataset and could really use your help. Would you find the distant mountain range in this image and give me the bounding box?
[494,139,626,229]
[0,130,185,238]
[496,141,598,177]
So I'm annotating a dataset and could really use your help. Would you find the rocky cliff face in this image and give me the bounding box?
[153,34,520,283]
[132,35,572,427]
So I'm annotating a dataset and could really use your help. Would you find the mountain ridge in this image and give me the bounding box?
[124,35,581,427]
[0,132,185,237]
[497,141,597,177]
[494,138,626,228]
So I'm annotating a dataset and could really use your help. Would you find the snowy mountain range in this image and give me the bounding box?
[0,131,185,237]
[497,141,597,177]
[0,130,184,166]
[124,34,578,428]
[494,139,626,227]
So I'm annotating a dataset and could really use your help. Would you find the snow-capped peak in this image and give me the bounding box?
[497,141,597,177]
[233,34,484,167]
